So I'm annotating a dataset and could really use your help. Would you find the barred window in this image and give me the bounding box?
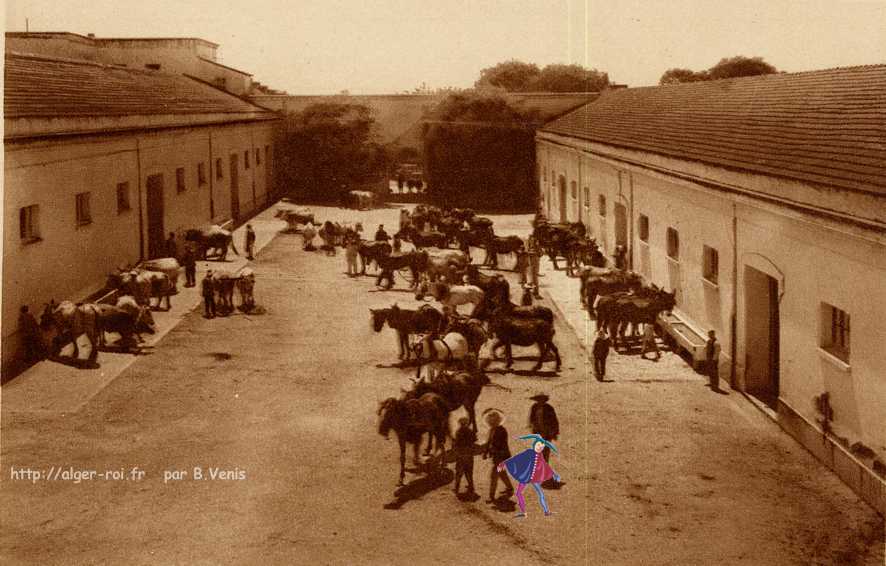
[598,195,606,216]
[666,227,679,260]
[703,245,718,284]
[821,304,850,362]
[198,163,207,186]
[244,150,250,170]
[20,205,40,242]
[117,182,131,213]
[176,167,186,193]
[638,214,649,242]
[216,158,223,179]
[76,192,92,225]
[256,148,261,166]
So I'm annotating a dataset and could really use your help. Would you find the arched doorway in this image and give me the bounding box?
[558,176,567,222]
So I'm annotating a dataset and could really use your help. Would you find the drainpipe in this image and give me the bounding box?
[208,130,215,221]
[136,138,145,261]
[730,202,738,387]
[629,171,635,271]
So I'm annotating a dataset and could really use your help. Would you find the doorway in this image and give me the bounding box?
[744,266,781,408]
[230,154,240,222]
[146,174,165,259]
[558,176,567,222]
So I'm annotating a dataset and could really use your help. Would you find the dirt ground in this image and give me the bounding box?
[1,204,883,565]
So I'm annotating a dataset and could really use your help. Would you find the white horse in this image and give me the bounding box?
[412,332,470,380]
[421,281,485,316]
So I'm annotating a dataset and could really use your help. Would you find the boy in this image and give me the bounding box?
[453,417,478,498]
[482,409,513,503]
[592,329,611,380]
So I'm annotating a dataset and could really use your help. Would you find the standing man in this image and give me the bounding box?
[528,393,559,463]
[374,224,389,242]
[482,409,513,503]
[245,224,256,261]
[706,330,721,392]
[182,244,197,287]
[514,243,529,285]
[165,232,178,259]
[18,305,44,364]
[592,329,611,380]
[453,417,478,499]
[527,235,542,299]
[202,270,216,319]
[640,322,661,361]
[613,244,627,270]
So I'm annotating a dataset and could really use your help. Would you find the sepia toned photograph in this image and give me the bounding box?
[1,1,884,564]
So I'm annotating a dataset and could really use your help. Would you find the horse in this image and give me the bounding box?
[106,269,175,311]
[370,304,445,360]
[489,314,561,372]
[483,235,524,268]
[410,367,490,433]
[40,300,101,364]
[185,226,240,260]
[596,288,677,347]
[375,251,423,289]
[414,281,485,316]
[533,222,582,274]
[584,270,644,314]
[378,393,450,486]
[442,315,487,358]
[396,225,448,249]
[358,240,392,274]
[418,249,470,282]
[412,332,471,381]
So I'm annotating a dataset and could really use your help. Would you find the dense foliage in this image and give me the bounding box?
[660,56,778,85]
[274,103,388,202]
[423,92,541,212]
[476,60,609,92]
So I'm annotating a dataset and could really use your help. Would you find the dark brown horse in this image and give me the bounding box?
[358,240,392,274]
[483,235,523,268]
[396,225,448,249]
[489,314,561,372]
[595,288,677,347]
[378,393,451,486]
[370,304,445,360]
[584,270,644,314]
[411,367,489,432]
[376,251,424,289]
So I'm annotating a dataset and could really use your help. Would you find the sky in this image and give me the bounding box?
[5,0,886,93]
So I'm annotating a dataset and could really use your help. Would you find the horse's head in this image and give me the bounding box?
[414,280,428,301]
[136,306,157,335]
[40,300,58,329]
[377,397,403,438]
[656,289,678,314]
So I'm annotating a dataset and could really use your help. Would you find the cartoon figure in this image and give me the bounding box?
[497,434,561,518]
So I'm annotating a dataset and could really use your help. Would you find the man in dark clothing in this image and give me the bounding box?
[202,270,216,319]
[182,245,197,287]
[453,417,478,498]
[374,224,389,242]
[529,394,559,463]
[245,224,256,260]
[482,409,513,503]
[592,329,611,380]
[613,245,627,270]
[706,330,721,392]
[18,305,44,364]
[166,232,178,259]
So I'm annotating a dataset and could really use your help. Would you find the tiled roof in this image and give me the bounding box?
[541,66,886,195]
[4,52,271,119]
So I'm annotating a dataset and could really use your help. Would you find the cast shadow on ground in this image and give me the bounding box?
[383,467,455,510]
[46,355,100,370]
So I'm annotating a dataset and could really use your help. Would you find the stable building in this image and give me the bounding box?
[3,51,278,373]
[536,66,886,511]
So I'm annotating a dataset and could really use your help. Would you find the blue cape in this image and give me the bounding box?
[503,449,539,484]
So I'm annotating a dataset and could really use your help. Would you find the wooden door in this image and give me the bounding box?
[230,154,240,222]
[146,174,165,259]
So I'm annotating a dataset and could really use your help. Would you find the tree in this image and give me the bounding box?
[707,56,777,80]
[659,68,708,85]
[475,60,541,91]
[659,56,777,85]
[423,92,541,211]
[530,64,609,92]
[275,103,388,202]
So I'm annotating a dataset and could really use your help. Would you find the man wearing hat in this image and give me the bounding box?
[497,434,562,518]
[529,393,559,462]
[481,409,513,503]
[452,416,478,498]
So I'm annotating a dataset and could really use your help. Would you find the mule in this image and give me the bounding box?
[412,332,471,380]
[376,251,424,289]
[95,296,156,350]
[585,271,644,314]
[397,226,448,249]
[370,304,445,360]
[378,393,450,486]
[411,368,490,432]
[483,235,523,268]
[489,315,561,372]
[358,240,392,274]
[415,281,485,316]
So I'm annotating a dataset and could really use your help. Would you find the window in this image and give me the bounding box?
[583,187,590,210]
[703,245,718,284]
[638,214,649,242]
[116,182,131,213]
[543,167,547,182]
[820,304,850,362]
[244,150,250,170]
[570,181,577,200]
[216,158,223,179]
[176,167,186,193]
[20,205,40,242]
[198,163,207,186]
[256,148,261,166]
[598,195,606,216]
[551,169,556,186]
[76,192,92,225]
[666,227,679,260]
